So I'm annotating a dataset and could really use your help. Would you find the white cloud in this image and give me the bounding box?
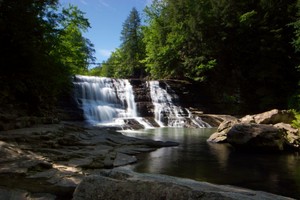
[79,0,88,5]
[98,0,110,8]
[99,49,112,58]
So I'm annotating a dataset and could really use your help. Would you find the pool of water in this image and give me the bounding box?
[121,127,300,199]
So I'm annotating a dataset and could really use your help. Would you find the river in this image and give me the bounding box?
[121,127,300,199]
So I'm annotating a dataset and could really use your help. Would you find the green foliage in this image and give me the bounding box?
[141,0,300,113]
[291,109,300,128]
[50,5,95,75]
[0,0,95,114]
[101,7,146,78]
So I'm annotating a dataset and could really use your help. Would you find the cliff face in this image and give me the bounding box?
[129,79,154,117]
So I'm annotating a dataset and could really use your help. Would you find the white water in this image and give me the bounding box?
[73,75,209,128]
[74,75,137,126]
[149,81,210,128]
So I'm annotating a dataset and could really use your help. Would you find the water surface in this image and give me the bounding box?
[121,128,300,199]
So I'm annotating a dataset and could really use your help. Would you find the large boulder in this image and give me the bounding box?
[226,123,287,151]
[240,109,295,125]
[207,109,300,152]
[73,168,293,200]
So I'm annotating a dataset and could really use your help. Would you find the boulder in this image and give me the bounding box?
[226,123,286,151]
[207,120,237,143]
[73,168,293,200]
[207,109,300,152]
[240,109,295,125]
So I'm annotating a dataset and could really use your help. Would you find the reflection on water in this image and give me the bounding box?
[120,128,300,199]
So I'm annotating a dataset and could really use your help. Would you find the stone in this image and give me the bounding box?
[274,123,300,149]
[227,123,286,151]
[207,131,228,143]
[0,186,56,200]
[198,114,237,127]
[207,120,237,143]
[0,122,181,198]
[240,109,295,125]
[73,168,293,200]
[207,109,300,152]
[113,153,137,167]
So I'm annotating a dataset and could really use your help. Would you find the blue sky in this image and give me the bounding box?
[59,0,152,66]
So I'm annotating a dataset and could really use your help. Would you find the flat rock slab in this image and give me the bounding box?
[73,168,295,200]
[0,123,179,199]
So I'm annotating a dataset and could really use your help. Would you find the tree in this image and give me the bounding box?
[0,1,95,114]
[51,5,95,74]
[0,0,70,113]
[142,0,299,113]
[120,7,146,78]
[101,7,146,78]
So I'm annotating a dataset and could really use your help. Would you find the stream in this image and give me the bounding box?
[121,127,300,199]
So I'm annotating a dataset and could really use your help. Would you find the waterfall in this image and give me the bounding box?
[149,81,210,128]
[73,75,209,128]
[74,75,138,126]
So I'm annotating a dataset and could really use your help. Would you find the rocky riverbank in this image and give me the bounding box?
[0,119,297,199]
[0,122,177,199]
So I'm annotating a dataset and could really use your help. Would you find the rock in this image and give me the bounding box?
[240,109,295,125]
[73,168,293,200]
[129,79,154,118]
[0,186,56,200]
[207,131,229,143]
[207,109,300,152]
[274,123,300,149]
[207,120,237,143]
[226,123,286,151]
[123,119,145,130]
[0,123,180,198]
[197,114,237,127]
[227,123,300,151]
[113,153,137,167]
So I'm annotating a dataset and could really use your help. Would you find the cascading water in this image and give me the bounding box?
[73,75,153,128]
[149,81,210,128]
[73,75,209,128]
[74,75,136,126]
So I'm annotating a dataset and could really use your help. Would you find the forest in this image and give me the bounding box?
[1,0,300,115]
